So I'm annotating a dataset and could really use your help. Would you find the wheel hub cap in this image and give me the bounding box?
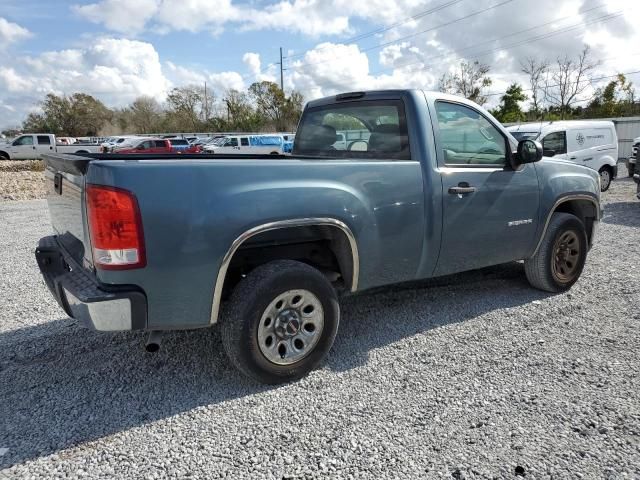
[257,289,325,366]
[275,309,301,338]
[552,231,580,283]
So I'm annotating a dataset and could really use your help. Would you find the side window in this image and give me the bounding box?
[240,137,249,146]
[155,140,166,148]
[542,131,566,156]
[139,141,152,150]
[435,101,507,166]
[229,138,239,147]
[13,136,34,146]
[37,135,51,145]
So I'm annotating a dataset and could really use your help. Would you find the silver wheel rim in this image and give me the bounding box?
[600,170,611,190]
[257,289,324,366]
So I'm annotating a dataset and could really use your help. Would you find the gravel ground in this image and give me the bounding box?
[0,168,639,479]
[0,161,46,201]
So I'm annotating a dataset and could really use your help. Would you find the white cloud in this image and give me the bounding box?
[0,67,34,92]
[72,0,161,34]
[242,53,261,77]
[0,17,31,48]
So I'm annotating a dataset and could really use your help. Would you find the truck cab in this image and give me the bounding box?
[0,134,56,159]
[507,121,618,191]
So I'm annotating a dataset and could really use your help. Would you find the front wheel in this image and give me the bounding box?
[599,166,612,192]
[524,213,588,293]
[220,260,340,384]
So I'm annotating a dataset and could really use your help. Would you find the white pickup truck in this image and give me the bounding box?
[0,134,101,160]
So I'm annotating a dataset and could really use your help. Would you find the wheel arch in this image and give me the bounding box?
[210,218,359,324]
[532,195,600,256]
[0,150,10,159]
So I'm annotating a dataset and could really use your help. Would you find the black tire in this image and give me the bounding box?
[628,162,636,178]
[599,166,612,192]
[220,260,340,384]
[524,213,588,293]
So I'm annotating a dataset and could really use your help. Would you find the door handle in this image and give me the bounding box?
[570,156,577,160]
[448,184,476,195]
[32,146,36,149]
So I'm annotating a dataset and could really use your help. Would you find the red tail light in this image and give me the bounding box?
[86,184,146,270]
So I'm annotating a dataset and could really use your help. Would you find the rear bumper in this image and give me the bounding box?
[35,235,147,331]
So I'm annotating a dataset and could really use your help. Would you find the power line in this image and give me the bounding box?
[299,10,629,96]
[287,2,620,92]
[286,0,467,60]
[291,0,517,71]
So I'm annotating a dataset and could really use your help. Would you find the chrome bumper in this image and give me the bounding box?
[35,235,147,331]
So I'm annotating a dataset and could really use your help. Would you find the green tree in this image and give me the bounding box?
[219,89,263,131]
[438,60,492,105]
[490,83,528,123]
[248,81,304,131]
[585,74,636,118]
[22,93,112,136]
[123,96,164,133]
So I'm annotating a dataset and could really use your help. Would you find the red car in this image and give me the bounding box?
[115,138,173,154]
[168,138,202,154]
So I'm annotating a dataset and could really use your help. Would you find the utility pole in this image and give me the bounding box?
[279,47,284,92]
[203,81,208,122]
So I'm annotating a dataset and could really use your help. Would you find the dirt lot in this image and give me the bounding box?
[0,166,639,479]
[0,161,46,201]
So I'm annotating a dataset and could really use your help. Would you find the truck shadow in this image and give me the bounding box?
[601,201,640,228]
[0,262,550,469]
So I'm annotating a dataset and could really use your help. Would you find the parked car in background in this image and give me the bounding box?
[634,149,640,200]
[203,134,285,154]
[627,136,640,177]
[37,89,601,383]
[0,134,101,159]
[114,138,173,154]
[507,121,618,191]
[101,136,137,153]
[167,138,202,153]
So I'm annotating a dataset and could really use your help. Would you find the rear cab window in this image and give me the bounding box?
[37,135,51,145]
[293,100,411,159]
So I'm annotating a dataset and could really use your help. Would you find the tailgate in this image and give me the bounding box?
[43,154,93,266]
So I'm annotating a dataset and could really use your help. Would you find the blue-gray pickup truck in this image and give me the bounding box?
[36,90,601,383]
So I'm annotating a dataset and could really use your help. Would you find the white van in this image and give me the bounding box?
[507,121,618,191]
[203,135,285,155]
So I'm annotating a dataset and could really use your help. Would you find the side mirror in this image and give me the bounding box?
[543,148,556,157]
[515,139,543,165]
[136,144,145,150]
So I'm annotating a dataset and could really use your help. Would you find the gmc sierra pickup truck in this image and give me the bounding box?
[36,90,601,383]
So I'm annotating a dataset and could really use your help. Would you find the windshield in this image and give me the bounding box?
[510,131,539,142]
[293,100,410,159]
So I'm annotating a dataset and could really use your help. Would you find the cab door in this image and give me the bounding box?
[35,135,55,157]
[430,100,540,276]
[9,135,37,159]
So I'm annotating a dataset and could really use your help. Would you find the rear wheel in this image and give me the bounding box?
[628,161,636,177]
[220,260,340,384]
[599,166,612,191]
[524,213,587,293]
